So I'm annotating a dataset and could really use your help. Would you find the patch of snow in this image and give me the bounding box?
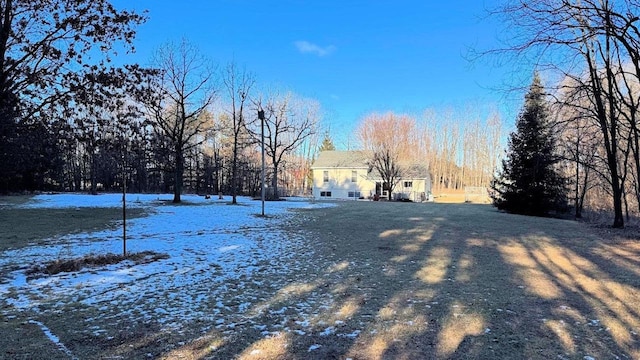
[218,245,241,252]
[320,326,336,336]
[19,193,169,209]
[308,344,322,352]
[29,320,77,359]
[271,306,288,315]
[339,329,361,338]
[0,194,334,339]
[238,302,251,313]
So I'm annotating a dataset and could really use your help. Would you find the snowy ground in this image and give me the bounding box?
[4,194,634,359]
[0,193,339,357]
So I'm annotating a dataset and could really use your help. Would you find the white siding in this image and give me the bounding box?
[395,178,431,201]
[312,167,375,200]
[312,166,432,201]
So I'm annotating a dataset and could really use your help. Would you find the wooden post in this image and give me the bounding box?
[122,147,127,257]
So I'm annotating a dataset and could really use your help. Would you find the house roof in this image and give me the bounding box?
[312,151,431,179]
[401,163,430,179]
[311,150,372,169]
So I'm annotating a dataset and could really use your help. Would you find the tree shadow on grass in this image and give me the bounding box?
[505,228,640,359]
[100,202,639,359]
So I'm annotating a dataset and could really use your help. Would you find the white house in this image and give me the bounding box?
[311,150,432,201]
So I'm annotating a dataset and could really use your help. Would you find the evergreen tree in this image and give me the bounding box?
[491,73,567,216]
[318,132,336,152]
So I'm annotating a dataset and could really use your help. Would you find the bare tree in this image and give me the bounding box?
[256,91,319,200]
[554,77,606,218]
[420,110,461,191]
[357,112,418,200]
[222,62,255,204]
[141,40,216,203]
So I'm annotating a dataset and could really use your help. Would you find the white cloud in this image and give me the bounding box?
[294,40,336,57]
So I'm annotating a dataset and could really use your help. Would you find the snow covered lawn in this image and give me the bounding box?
[0,193,334,358]
[2,196,639,359]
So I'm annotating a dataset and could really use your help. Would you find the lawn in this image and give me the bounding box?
[0,195,638,359]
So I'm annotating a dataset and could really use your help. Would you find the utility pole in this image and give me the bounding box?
[258,108,266,216]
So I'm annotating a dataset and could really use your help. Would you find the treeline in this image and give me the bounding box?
[1,68,322,200]
[0,2,321,201]
[356,109,503,193]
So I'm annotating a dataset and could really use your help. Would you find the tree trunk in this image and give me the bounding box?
[576,164,589,219]
[583,34,624,228]
[231,139,238,204]
[213,151,220,195]
[633,130,640,213]
[574,147,581,219]
[90,149,97,195]
[272,162,279,200]
[610,163,624,228]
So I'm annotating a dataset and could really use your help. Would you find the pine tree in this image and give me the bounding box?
[491,73,567,216]
[318,132,336,152]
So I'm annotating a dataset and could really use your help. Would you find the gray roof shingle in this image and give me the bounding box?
[312,151,430,180]
[311,150,372,168]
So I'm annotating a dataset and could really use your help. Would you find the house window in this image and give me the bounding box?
[348,191,361,198]
[404,181,413,188]
[323,171,329,183]
[351,171,357,182]
[320,191,332,197]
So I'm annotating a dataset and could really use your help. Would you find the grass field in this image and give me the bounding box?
[1,196,639,359]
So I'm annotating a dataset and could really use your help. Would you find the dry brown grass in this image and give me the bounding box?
[432,189,491,204]
[26,251,169,277]
[433,191,467,204]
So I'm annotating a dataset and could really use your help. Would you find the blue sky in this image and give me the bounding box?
[114,0,523,147]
